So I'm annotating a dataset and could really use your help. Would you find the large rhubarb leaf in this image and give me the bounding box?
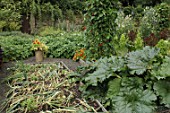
[111,77,156,113]
[151,56,170,80]
[159,57,170,77]
[107,78,121,98]
[85,56,125,86]
[112,90,156,113]
[154,79,170,107]
[127,46,159,75]
[108,77,156,113]
[121,77,144,91]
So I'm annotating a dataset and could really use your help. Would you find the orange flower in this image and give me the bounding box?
[31,39,48,52]
[80,48,85,53]
[37,41,41,44]
[73,48,86,61]
[79,53,84,57]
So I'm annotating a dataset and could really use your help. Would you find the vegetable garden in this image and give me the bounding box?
[0,0,170,113]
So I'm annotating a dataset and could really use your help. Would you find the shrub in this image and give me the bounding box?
[115,11,135,37]
[0,36,33,62]
[139,7,160,38]
[156,3,170,30]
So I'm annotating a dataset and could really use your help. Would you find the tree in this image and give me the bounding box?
[0,0,21,31]
[0,0,85,33]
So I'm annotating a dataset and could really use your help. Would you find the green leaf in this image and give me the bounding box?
[112,89,156,113]
[121,77,144,91]
[154,79,170,107]
[111,77,156,113]
[84,56,125,86]
[158,57,170,77]
[127,46,159,75]
[152,56,170,80]
[107,78,121,98]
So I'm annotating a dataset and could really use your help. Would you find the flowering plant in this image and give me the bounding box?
[73,48,86,61]
[31,39,48,52]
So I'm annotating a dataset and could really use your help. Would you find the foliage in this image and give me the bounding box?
[151,56,170,80]
[159,28,170,40]
[42,32,85,59]
[0,31,84,62]
[0,0,21,31]
[139,7,160,38]
[0,35,33,62]
[84,0,119,59]
[0,31,32,37]
[156,39,170,56]
[143,33,159,46]
[40,2,64,25]
[84,56,125,86]
[0,46,3,65]
[154,78,170,107]
[31,39,48,52]
[112,34,129,56]
[65,9,76,22]
[1,63,98,113]
[106,78,121,98]
[119,0,163,7]
[156,3,170,30]
[56,20,82,32]
[38,26,63,36]
[134,32,144,50]
[127,46,159,75]
[115,11,135,37]
[111,77,156,113]
[0,0,85,33]
[75,46,170,112]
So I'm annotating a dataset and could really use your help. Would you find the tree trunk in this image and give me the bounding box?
[21,14,31,34]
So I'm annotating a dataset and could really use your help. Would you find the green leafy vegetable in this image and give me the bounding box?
[111,77,156,113]
[154,79,170,107]
[84,56,125,86]
[152,56,170,79]
[112,89,156,113]
[127,46,159,75]
[107,78,121,98]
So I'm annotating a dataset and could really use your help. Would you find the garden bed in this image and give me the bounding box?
[2,63,73,112]
[0,58,103,113]
[0,58,78,112]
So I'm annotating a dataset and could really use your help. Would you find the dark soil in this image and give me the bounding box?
[0,57,81,112]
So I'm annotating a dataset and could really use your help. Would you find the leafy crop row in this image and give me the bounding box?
[0,32,84,62]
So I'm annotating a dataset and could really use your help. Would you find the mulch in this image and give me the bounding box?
[0,57,81,112]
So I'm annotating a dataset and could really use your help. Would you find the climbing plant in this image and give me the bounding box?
[84,0,119,59]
